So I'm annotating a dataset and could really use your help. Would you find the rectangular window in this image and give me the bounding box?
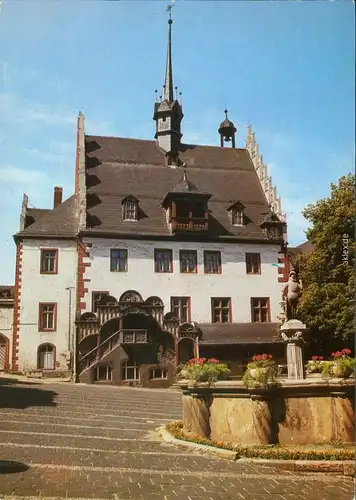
[171,297,191,323]
[40,249,58,274]
[123,200,138,221]
[149,368,168,379]
[92,291,109,313]
[110,249,128,272]
[251,298,270,323]
[122,362,140,380]
[96,366,112,381]
[39,303,57,331]
[204,251,222,274]
[246,253,261,274]
[179,250,197,273]
[211,298,231,323]
[154,249,173,273]
[232,209,244,226]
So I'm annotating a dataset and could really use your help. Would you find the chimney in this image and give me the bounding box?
[53,186,63,209]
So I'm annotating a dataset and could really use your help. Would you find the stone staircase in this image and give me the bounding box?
[77,329,122,378]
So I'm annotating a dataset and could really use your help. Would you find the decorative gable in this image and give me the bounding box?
[227,201,245,227]
[122,195,139,221]
[260,210,285,241]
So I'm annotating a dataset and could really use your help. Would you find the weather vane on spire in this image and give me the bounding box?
[166,0,175,20]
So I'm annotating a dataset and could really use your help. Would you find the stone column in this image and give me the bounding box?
[280,320,307,380]
[286,342,304,379]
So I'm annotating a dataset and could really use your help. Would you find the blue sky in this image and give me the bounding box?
[0,0,354,285]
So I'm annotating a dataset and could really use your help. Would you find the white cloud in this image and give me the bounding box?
[0,165,48,184]
[0,92,76,126]
[0,91,116,140]
[24,141,75,166]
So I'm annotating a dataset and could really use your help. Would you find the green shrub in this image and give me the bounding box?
[166,421,354,461]
[242,354,277,389]
[178,358,230,384]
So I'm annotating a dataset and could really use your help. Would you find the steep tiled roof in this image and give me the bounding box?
[296,241,313,253]
[199,323,280,344]
[16,196,77,238]
[84,136,272,240]
[288,241,313,257]
[25,208,52,230]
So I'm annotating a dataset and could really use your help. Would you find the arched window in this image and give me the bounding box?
[38,344,55,370]
[122,196,139,221]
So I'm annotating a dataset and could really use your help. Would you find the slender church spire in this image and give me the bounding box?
[153,3,183,158]
[164,8,174,102]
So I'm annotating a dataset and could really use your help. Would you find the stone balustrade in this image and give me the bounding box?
[179,378,355,446]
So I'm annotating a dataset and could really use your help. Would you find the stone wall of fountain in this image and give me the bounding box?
[179,379,355,446]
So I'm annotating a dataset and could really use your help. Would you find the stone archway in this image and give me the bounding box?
[178,337,196,365]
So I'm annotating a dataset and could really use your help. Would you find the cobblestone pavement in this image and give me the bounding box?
[0,381,354,500]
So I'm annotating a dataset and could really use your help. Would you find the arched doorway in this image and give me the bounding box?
[0,334,9,371]
[178,337,196,365]
[37,343,56,370]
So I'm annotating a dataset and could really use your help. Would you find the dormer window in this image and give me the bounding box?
[161,170,212,234]
[232,208,244,226]
[227,201,245,227]
[122,196,139,221]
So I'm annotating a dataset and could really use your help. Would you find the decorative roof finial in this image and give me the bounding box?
[164,2,175,102]
[224,109,228,119]
[167,1,174,22]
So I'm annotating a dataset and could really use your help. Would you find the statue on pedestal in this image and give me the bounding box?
[282,270,303,320]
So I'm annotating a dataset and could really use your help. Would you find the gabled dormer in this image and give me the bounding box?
[162,171,211,233]
[227,201,245,227]
[122,195,139,221]
[260,210,285,241]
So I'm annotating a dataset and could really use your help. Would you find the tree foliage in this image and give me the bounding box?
[293,173,355,340]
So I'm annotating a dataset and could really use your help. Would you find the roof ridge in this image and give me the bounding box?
[86,135,157,143]
[85,135,247,152]
[181,143,246,152]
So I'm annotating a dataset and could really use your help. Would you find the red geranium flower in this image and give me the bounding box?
[207,358,220,364]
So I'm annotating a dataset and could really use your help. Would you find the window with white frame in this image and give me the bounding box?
[38,344,55,370]
[149,367,168,380]
[96,365,112,381]
[122,362,140,380]
[123,199,138,221]
[232,208,244,226]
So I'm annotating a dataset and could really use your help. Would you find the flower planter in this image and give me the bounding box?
[332,364,353,379]
[249,367,274,380]
[307,366,323,374]
[195,373,210,382]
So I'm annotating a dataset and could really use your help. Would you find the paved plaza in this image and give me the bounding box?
[0,380,354,500]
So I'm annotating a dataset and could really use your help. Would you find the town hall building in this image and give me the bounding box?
[8,16,290,386]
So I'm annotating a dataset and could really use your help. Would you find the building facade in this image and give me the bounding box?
[10,17,291,386]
